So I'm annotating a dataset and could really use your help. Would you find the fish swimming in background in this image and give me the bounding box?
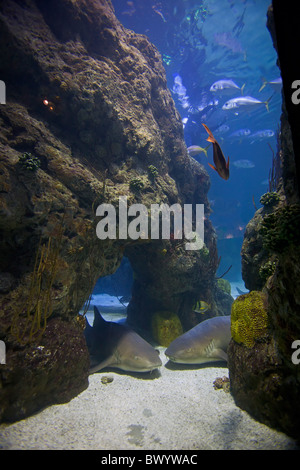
[259,77,282,93]
[187,144,210,158]
[222,95,273,113]
[165,315,231,365]
[85,306,162,374]
[210,79,245,96]
[202,123,230,180]
[192,300,211,314]
[246,129,275,143]
[214,32,244,55]
[228,128,251,140]
[232,159,255,169]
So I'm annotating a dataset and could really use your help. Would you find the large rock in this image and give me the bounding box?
[0,0,217,421]
[229,5,300,440]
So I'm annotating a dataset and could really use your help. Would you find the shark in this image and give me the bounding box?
[85,306,162,374]
[165,315,231,365]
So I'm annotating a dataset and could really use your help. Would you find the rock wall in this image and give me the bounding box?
[0,0,219,421]
[228,4,300,440]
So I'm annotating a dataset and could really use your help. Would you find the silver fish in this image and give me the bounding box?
[222,95,272,113]
[232,159,255,169]
[210,79,245,95]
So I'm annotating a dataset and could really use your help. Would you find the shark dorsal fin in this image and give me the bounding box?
[93,306,106,328]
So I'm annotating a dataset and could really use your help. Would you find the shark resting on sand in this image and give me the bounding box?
[165,315,231,365]
[85,306,162,374]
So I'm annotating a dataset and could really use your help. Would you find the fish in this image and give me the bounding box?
[202,123,230,180]
[187,144,210,158]
[228,128,251,139]
[232,159,255,169]
[192,300,211,314]
[210,79,245,95]
[84,306,162,374]
[246,130,275,143]
[222,95,273,113]
[259,77,282,93]
[214,32,244,55]
[165,315,231,365]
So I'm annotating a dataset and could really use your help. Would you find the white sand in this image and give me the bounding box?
[0,347,298,450]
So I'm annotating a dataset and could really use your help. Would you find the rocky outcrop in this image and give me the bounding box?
[228,5,300,440]
[0,0,218,421]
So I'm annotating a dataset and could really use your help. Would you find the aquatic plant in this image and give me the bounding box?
[18,152,41,171]
[148,165,159,181]
[151,311,183,347]
[259,258,278,282]
[11,218,64,344]
[260,191,280,207]
[129,177,144,192]
[231,291,269,348]
[216,278,231,295]
[260,204,300,252]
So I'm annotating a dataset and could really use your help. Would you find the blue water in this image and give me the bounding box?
[110,0,281,283]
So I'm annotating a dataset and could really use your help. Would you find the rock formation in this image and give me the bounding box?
[228,4,300,441]
[0,0,220,421]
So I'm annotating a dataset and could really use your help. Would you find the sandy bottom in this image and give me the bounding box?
[0,347,299,450]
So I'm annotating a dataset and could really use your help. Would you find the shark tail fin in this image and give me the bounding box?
[93,305,106,328]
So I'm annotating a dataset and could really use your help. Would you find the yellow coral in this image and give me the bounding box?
[151,311,183,347]
[231,291,269,348]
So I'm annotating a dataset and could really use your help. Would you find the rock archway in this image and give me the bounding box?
[0,0,225,421]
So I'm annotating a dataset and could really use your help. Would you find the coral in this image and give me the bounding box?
[213,376,230,392]
[151,311,183,346]
[18,152,41,171]
[231,291,269,348]
[260,204,300,252]
[216,278,231,295]
[260,191,280,207]
[148,165,159,180]
[129,177,144,192]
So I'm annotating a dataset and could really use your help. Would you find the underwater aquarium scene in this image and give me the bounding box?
[0,0,300,452]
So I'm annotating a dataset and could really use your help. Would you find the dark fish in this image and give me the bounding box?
[202,123,230,180]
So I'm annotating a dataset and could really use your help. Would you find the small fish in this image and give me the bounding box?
[202,123,230,180]
[232,159,255,169]
[192,300,211,314]
[214,124,230,135]
[229,128,251,139]
[187,144,210,158]
[259,77,282,93]
[210,79,245,95]
[222,95,273,113]
[247,130,275,143]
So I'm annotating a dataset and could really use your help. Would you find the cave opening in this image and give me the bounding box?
[83,256,133,326]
